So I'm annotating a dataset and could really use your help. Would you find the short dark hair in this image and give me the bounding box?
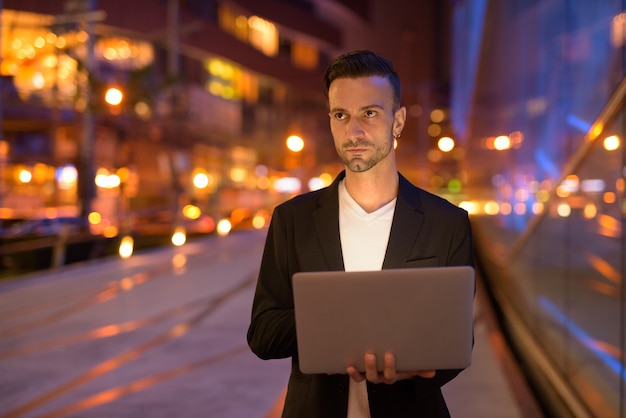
[323,50,401,109]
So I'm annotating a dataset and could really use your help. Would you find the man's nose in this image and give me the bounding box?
[345,118,364,139]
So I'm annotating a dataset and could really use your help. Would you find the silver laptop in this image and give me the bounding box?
[292,266,475,374]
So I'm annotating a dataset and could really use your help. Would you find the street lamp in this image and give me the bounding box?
[603,134,620,151]
[104,87,123,106]
[103,86,124,116]
[493,135,512,151]
[437,136,455,152]
[286,135,304,152]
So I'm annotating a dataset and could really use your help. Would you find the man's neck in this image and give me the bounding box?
[343,166,399,213]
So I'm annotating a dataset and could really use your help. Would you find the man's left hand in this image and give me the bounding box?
[346,352,436,384]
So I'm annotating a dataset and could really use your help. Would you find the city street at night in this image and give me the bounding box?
[1,1,624,416]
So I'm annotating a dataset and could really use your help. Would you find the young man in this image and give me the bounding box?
[247,50,474,418]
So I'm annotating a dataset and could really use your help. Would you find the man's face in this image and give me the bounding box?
[327,76,401,173]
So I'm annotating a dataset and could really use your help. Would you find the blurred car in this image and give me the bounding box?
[185,214,216,234]
[131,210,216,236]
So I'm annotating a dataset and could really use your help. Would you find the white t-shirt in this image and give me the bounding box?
[339,180,396,418]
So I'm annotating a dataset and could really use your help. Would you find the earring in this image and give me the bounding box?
[394,132,401,139]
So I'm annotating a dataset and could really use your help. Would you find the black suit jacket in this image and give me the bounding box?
[247,171,475,418]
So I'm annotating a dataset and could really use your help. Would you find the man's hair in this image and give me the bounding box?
[323,50,401,109]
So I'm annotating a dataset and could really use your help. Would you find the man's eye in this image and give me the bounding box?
[334,112,346,120]
[365,110,377,118]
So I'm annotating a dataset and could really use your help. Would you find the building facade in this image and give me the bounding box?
[0,0,450,236]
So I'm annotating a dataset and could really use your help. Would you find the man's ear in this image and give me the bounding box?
[393,106,407,135]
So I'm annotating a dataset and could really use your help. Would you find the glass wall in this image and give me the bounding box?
[452,1,625,417]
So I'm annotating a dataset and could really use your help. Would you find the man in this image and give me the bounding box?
[247,50,474,418]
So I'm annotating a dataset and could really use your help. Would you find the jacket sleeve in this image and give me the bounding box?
[446,209,475,268]
[247,205,298,360]
[413,208,475,393]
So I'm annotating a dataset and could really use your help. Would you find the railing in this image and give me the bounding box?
[507,74,626,263]
[0,230,111,274]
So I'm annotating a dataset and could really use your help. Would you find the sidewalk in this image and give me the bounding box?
[0,231,542,418]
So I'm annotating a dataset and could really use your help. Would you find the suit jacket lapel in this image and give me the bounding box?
[383,174,424,269]
[313,171,345,271]
[312,171,424,271]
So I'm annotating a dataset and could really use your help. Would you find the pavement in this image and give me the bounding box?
[0,229,541,417]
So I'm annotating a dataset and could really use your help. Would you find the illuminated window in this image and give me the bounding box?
[218,5,278,57]
[238,71,259,103]
[291,41,318,69]
[204,57,259,103]
[248,16,278,56]
[95,37,154,70]
[218,6,248,42]
[1,9,152,107]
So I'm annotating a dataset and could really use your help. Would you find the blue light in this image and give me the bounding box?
[55,164,78,190]
[566,114,592,133]
[538,296,624,379]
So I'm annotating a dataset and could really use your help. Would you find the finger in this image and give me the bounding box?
[382,352,397,384]
[364,353,380,383]
[346,366,365,382]
[416,370,436,379]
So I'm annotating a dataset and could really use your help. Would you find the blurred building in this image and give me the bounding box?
[0,0,451,233]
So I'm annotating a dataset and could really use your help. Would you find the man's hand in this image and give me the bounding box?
[346,352,436,384]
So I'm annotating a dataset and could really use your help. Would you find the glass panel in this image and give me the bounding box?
[453,1,626,416]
